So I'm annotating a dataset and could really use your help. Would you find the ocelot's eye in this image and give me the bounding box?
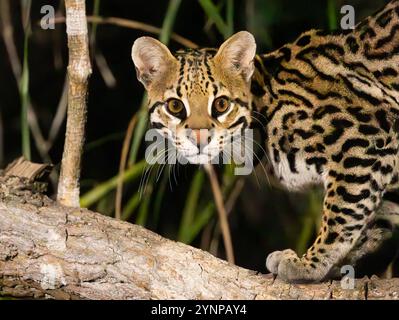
[212,96,230,117]
[166,99,186,119]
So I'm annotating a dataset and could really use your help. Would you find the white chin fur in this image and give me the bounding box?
[184,153,217,164]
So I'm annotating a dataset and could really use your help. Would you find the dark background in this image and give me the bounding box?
[0,0,395,275]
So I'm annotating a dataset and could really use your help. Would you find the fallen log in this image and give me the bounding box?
[0,161,398,300]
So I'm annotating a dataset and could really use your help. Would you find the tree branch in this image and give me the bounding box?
[50,16,199,49]
[1,167,398,299]
[204,163,235,264]
[57,0,92,207]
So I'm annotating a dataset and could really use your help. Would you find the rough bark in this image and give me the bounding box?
[57,0,92,207]
[1,174,399,300]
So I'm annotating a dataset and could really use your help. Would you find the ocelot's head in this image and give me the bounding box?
[131,31,256,164]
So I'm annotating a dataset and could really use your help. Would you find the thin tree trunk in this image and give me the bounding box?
[57,0,91,207]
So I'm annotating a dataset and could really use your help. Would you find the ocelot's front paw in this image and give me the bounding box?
[266,249,327,283]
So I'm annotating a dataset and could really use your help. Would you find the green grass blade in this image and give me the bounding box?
[199,0,229,38]
[128,106,148,166]
[185,203,215,244]
[152,170,169,228]
[160,0,182,44]
[296,190,323,254]
[121,192,141,221]
[295,214,313,255]
[80,160,146,207]
[85,131,124,152]
[90,0,101,44]
[96,192,115,216]
[327,0,338,31]
[20,28,31,160]
[135,184,153,226]
[178,170,205,242]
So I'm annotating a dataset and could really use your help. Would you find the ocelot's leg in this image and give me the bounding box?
[266,172,383,282]
[328,199,399,278]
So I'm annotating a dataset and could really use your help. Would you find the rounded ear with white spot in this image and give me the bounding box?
[131,37,178,89]
[213,31,256,82]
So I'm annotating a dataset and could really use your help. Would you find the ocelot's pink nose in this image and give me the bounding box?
[190,129,210,149]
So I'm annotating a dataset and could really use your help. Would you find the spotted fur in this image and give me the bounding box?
[132,0,399,282]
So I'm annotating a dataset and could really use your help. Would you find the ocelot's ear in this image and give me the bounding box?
[213,31,256,82]
[131,37,178,89]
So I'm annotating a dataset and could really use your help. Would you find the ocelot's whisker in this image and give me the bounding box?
[139,140,166,190]
[139,147,171,198]
[245,135,268,160]
[228,141,261,187]
[242,141,270,187]
[250,115,267,129]
[252,110,268,123]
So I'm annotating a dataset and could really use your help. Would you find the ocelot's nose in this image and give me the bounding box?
[190,129,211,150]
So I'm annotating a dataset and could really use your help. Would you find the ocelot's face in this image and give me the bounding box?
[132,32,256,164]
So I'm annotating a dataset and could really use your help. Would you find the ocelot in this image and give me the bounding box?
[131,0,399,282]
